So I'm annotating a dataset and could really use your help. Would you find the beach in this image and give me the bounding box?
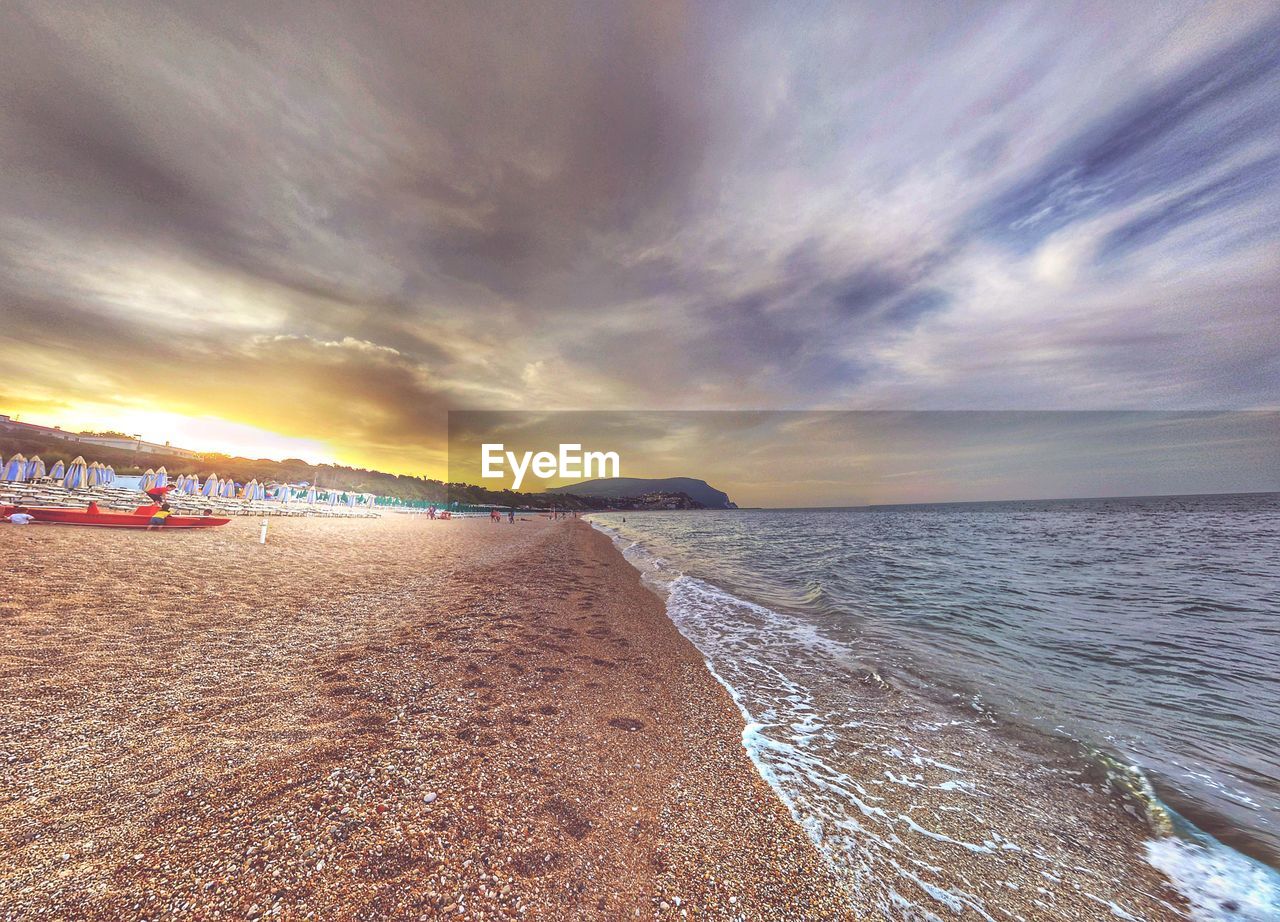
[0,513,1204,920]
[0,516,849,920]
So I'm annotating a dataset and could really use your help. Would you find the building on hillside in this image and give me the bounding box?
[76,435,200,460]
[0,414,79,440]
[0,415,200,460]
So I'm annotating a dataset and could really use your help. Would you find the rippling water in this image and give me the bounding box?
[590,493,1280,920]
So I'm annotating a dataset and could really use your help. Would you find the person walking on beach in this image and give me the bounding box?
[508,509,515,524]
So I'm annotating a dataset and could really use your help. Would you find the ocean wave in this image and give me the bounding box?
[590,516,1280,920]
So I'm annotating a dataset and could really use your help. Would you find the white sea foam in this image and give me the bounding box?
[1146,837,1280,922]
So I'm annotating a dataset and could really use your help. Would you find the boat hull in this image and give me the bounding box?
[2,504,231,529]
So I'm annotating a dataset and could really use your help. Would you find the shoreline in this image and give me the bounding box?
[590,505,1280,908]
[592,518,1198,920]
[0,516,849,919]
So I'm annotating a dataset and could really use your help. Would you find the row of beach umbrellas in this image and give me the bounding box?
[3,452,378,506]
[270,484,373,506]
[160,472,242,498]
[165,472,374,506]
[2,453,115,488]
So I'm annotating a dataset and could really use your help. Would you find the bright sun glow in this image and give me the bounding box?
[9,403,333,464]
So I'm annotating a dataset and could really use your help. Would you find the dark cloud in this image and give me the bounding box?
[827,269,911,318]
[883,290,951,328]
[973,13,1280,250]
[1097,154,1280,262]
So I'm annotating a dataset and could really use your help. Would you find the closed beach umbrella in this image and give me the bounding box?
[49,459,66,480]
[104,465,115,484]
[221,479,236,498]
[155,466,168,488]
[202,474,220,497]
[305,484,317,504]
[279,485,291,504]
[141,468,157,491]
[26,456,46,480]
[86,462,101,486]
[346,492,357,508]
[2,453,27,482]
[62,456,88,489]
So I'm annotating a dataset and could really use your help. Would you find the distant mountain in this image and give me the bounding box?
[549,477,736,509]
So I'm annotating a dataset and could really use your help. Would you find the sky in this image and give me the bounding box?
[0,1,1277,494]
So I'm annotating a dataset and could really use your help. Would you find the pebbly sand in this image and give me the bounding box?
[0,515,849,920]
[0,514,1187,920]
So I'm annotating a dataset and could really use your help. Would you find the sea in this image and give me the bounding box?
[589,493,1280,921]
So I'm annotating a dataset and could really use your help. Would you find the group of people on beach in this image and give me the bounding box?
[487,508,582,523]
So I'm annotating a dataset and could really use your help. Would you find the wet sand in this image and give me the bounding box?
[0,516,849,920]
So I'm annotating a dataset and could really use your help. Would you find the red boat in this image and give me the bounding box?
[1,501,230,529]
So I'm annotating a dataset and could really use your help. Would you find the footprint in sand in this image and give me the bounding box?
[606,717,645,732]
[543,796,592,839]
